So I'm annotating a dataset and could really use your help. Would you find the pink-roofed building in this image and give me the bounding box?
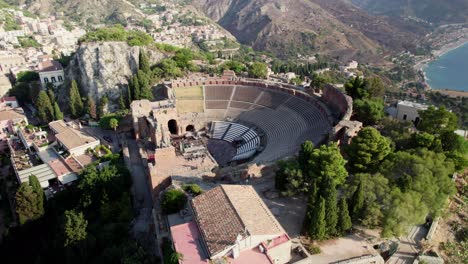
[168,185,292,264]
[170,222,209,264]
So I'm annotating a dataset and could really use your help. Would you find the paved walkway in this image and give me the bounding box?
[122,137,156,255]
[387,225,428,264]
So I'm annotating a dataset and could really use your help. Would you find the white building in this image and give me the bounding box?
[49,120,100,156]
[37,60,64,88]
[396,101,428,125]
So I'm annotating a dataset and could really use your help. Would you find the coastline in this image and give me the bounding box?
[414,37,468,93]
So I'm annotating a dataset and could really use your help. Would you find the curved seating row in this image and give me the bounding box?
[204,85,332,163]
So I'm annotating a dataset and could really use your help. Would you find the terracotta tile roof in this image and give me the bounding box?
[49,120,99,150]
[38,60,63,72]
[191,186,246,256]
[191,185,286,257]
[0,109,25,121]
[222,185,284,236]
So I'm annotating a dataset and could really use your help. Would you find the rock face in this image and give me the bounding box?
[63,42,164,112]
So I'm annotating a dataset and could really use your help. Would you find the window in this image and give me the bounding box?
[403,114,407,120]
[51,77,56,83]
[44,77,49,83]
[58,75,63,82]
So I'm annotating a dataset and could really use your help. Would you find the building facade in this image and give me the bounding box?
[38,60,64,88]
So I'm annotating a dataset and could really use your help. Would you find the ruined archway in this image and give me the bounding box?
[168,119,178,135]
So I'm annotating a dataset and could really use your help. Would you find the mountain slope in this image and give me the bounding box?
[350,0,468,24]
[192,0,428,61]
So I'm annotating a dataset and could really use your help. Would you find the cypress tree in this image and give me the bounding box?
[15,182,43,225]
[137,70,153,100]
[350,179,365,221]
[36,91,54,124]
[119,92,126,110]
[337,198,352,235]
[29,175,44,215]
[139,50,151,74]
[47,87,55,105]
[54,102,64,120]
[131,75,140,100]
[98,96,108,118]
[304,181,318,232]
[310,196,326,240]
[86,96,97,120]
[69,80,83,118]
[127,82,133,107]
[322,176,338,236]
[298,141,314,176]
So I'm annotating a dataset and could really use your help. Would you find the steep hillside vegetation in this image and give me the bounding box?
[350,0,468,24]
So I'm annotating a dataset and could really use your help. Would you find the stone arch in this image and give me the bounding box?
[168,119,178,135]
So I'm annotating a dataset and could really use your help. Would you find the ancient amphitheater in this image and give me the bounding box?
[131,73,358,196]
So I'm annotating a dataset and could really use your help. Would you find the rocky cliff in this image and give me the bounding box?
[62,42,164,112]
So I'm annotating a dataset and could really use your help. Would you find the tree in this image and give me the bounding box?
[109,118,119,131]
[418,106,458,135]
[98,96,108,118]
[137,70,153,100]
[346,173,391,228]
[363,77,385,98]
[86,96,97,120]
[298,141,314,176]
[15,182,44,225]
[16,71,39,82]
[36,90,54,123]
[126,82,133,107]
[310,73,331,90]
[353,98,384,125]
[69,80,84,118]
[346,127,392,173]
[321,176,338,236]
[381,189,428,237]
[345,76,366,100]
[63,209,88,247]
[139,50,151,74]
[248,62,268,79]
[54,102,64,120]
[276,160,306,196]
[380,149,456,217]
[119,92,126,110]
[29,175,44,214]
[47,85,55,104]
[307,143,348,187]
[350,178,364,221]
[309,196,326,240]
[337,198,352,235]
[131,75,141,101]
[161,189,187,214]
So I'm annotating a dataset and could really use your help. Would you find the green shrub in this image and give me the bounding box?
[79,25,153,46]
[161,189,187,214]
[308,244,321,255]
[182,184,203,196]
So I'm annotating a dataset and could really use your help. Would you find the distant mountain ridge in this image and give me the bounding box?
[191,0,428,61]
[350,0,468,24]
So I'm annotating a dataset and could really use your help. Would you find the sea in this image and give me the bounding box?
[424,42,468,92]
